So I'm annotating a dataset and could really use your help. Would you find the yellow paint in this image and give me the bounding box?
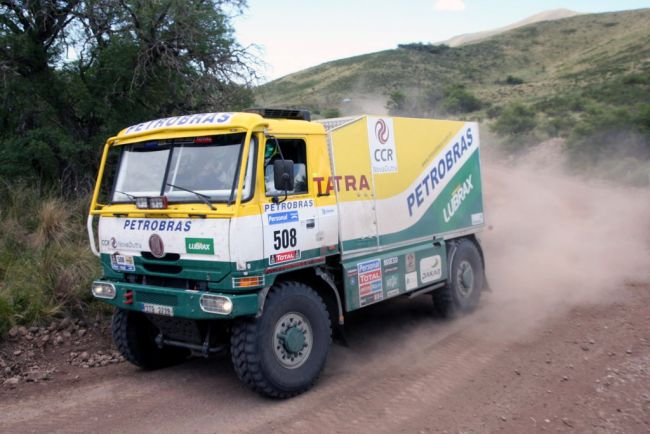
[89,112,466,219]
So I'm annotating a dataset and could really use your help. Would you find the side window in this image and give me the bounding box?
[265,138,308,196]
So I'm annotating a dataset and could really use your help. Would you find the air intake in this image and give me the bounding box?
[245,108,311,121]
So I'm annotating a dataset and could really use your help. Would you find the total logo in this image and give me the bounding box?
[443,174,474,223]
[270,250,301,265]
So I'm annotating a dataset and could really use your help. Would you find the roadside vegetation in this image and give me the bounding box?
[0,0,256,336]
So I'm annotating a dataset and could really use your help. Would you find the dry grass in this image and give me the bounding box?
[0,184,100,336]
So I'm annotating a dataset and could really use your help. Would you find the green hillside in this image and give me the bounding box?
[256,8,650,184]
[258,9,649,114]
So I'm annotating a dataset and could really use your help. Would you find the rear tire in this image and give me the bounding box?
[112,308,189,370]
[433,238,484,318]
[230,281,331,398]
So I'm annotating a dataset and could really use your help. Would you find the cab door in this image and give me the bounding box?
[261,137,320,269]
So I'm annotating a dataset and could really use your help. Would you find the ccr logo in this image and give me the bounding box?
[375,119,389,144]
[111,237,117,248]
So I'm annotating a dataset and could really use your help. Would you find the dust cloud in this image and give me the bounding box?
[478,142,650,336]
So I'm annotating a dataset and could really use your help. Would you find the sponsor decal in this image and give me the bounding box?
[264,199,314,213]
[267,211,299,225]
[383,256,398,266]
[320,207,336,216]
[368,117,398,174]
[384,266,399,274]
[312,175,371,195]
[122,219,192,232]
[386,288,400,298]
[270,249,301,265]
[420,255,442,284]
[185,237,214,255]
[357,259,384,306]
[406,128,474,217]
[123,112,232,136]
[471,212,484,225]
[110,254,135,272]
[107,237,143,250]
[386,274,399,291]
[406,253,416,273]
[148,234,165,258]
[443,174,474,223]
[405,272,418,291]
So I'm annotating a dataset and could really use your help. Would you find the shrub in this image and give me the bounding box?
[505,75,524,85]
[491,103,537,137]
[440,84,482,114]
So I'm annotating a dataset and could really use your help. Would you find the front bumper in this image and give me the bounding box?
[93,280,259,320]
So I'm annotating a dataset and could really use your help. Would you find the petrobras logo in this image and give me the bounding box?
[443,174,474,223]
[123,112,232,136]
[264,199,314,213]
[122,219,192,232]
[407,127,474,217]
[375,118,390,144]
[268,211,299,225]
[367,117,398,174]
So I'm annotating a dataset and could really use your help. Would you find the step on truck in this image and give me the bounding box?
[88,108,487,398]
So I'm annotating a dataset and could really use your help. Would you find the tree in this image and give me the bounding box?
[0,0,256,187]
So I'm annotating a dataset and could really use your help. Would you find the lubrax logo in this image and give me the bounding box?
[443,174,474,223]
[185,238,215,255]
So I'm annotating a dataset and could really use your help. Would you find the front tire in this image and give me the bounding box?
[433,238,484,318]
[112,308,189,370]
[230,281,331,398]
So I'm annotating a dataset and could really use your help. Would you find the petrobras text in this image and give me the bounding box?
[264,199,314,213]
[406,128,474,217]
[123,112,232,136]
[122,219,192,232]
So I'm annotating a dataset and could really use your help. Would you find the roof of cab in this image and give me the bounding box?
[113,111,325,144]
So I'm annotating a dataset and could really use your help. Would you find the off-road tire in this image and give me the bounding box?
[230,281,331,399]
[433,238,484,318]
[112,308,189,370]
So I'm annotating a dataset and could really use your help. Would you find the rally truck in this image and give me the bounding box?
[88,108,486,398]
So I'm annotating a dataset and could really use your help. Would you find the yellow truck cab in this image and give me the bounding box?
[88,108,486,398]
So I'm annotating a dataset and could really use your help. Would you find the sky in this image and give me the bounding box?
[234,0,650,82]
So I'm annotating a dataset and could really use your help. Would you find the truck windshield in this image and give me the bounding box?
[112,132,255,204]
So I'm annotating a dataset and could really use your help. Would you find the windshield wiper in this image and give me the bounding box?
[165,183,216,211]
[114,190,139,203]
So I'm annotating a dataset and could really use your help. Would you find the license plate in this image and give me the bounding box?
[110,254,135,272]
[142,303,174,317]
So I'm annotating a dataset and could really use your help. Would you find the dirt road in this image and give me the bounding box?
[0,284,648,433]
[1,158,649,433]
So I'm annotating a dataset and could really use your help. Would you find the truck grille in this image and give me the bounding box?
[136,291,178,306]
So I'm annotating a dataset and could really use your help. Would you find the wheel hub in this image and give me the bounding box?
[281,326,306,353]
[273,312,313,369]
[457,260,475,298]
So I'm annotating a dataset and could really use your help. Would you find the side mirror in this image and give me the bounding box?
[273,160,294,192]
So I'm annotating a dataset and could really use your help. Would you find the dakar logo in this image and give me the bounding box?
[375,119,389,144]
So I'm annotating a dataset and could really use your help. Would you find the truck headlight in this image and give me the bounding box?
[199,294,233,315]
[92,281,116,299]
